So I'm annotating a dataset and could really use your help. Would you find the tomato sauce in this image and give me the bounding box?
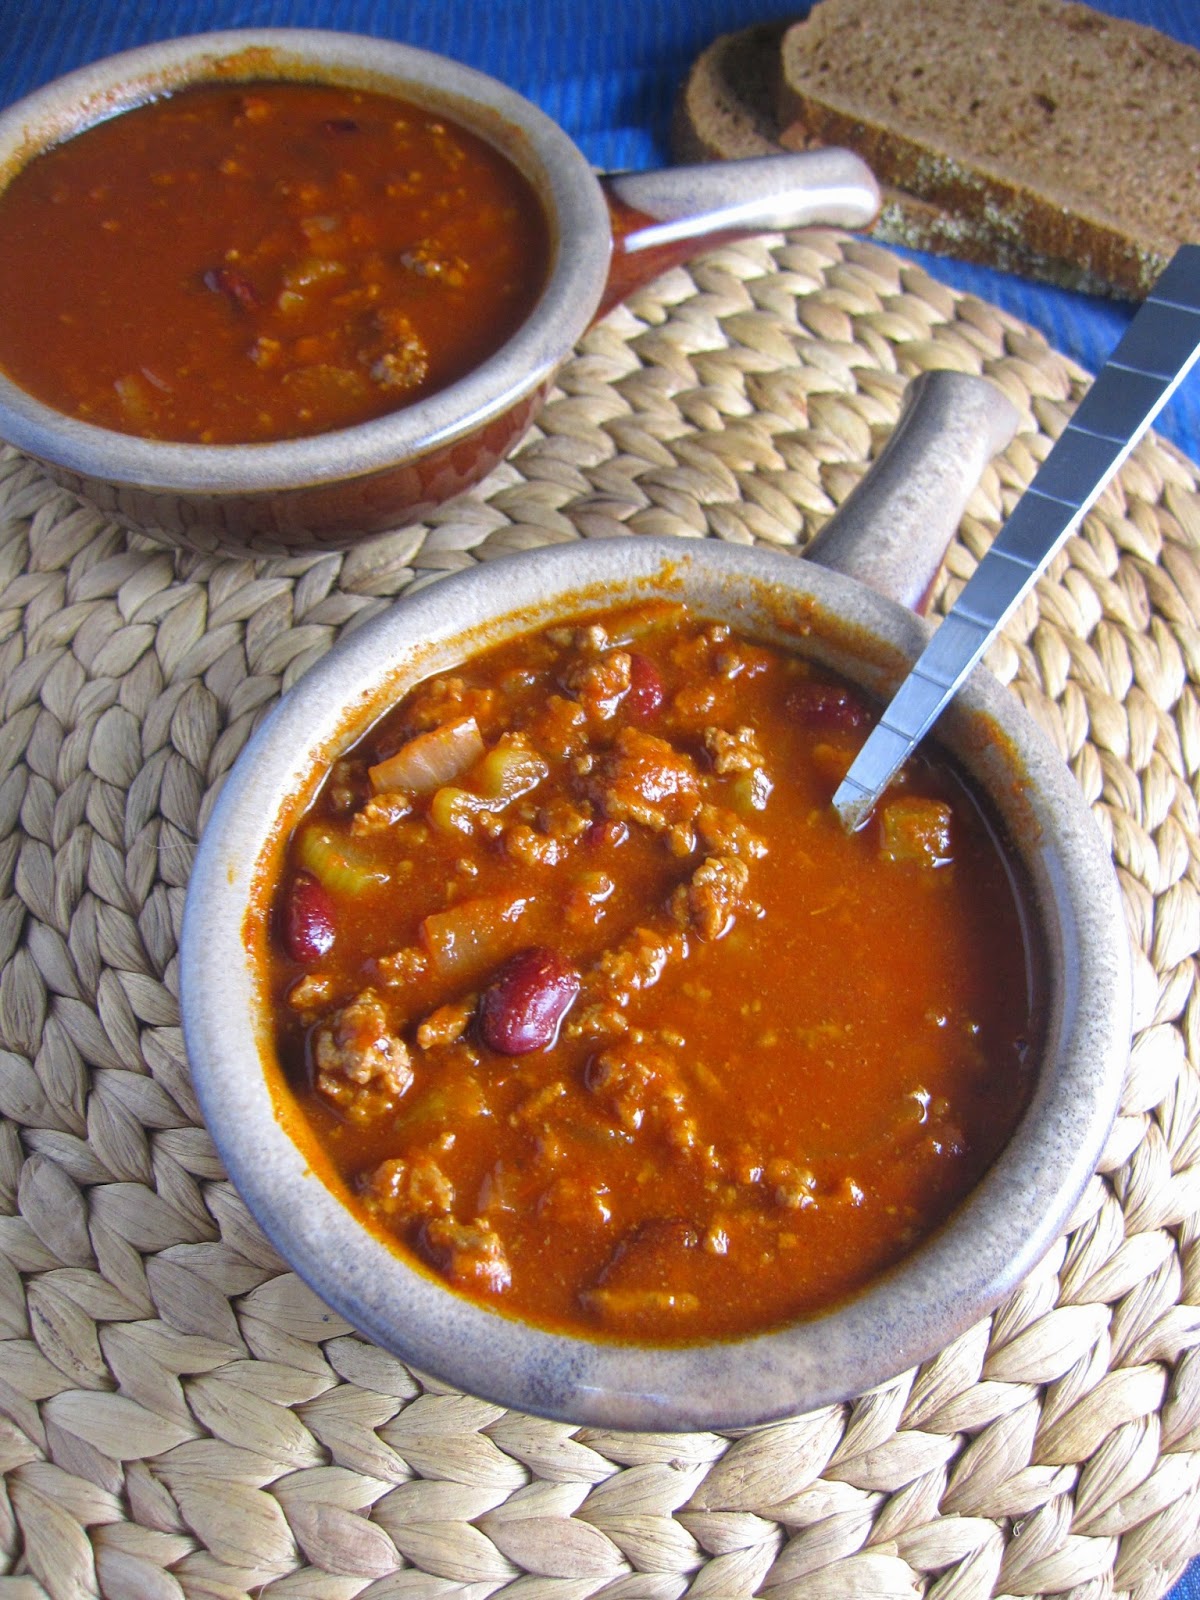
[261,603,1042,1343]
[0,81,549,442]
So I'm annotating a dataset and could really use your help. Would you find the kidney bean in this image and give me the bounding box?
[785,680,871,732]
[479,946,580,1055]
[203,265,262,312]
[283,871,336,963]
[625,653,665,719]
[321,117,361,134]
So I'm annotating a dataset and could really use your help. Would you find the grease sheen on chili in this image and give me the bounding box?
[264,603,1041,1342]
[0,80,549,442]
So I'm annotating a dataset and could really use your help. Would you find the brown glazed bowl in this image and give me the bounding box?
[179,371,1133,1430]
[0,28,877,556]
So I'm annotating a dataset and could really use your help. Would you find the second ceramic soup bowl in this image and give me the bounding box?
[180,371,1132,1430]
[0,27,878,555]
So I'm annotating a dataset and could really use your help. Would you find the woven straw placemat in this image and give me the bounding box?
[2,229,1200,1600]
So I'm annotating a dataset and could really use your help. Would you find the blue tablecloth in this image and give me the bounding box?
[2,3,1199,1594]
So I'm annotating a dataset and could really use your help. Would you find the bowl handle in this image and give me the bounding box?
[804,371,1021,614]
[597,149,879,317]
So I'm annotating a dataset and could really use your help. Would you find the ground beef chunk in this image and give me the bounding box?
[399,242,467,286]
[401,674,497,734]
[670,854,757,941]
[361,307,430,391]
[565,1001,630,1040]
[370,345,428,391]
[528,695,588,760]
[767,1158,818,1210]
[505,823,562,867]
[665,821,698,858]
[327,759,362,815]
[351,792,413,834]
[365,1152,455,1218]
[714,639,771,680]
[586,1041,688,1134]
[539,797,593,842]
[287,972,337,1014]
[415,994,475,1050]
[593,926,686,1005]
[565,648,632,721]
[314,990,413,1101]
[671,680,732,726]
[704,725,763,774]
[879,798,955,867]
[377,947,428,987]
[696,803,767,860]
[536,1175,613,1229]
[420,1217,511,1294]
[548,622,608,653]
[588,727,701,832]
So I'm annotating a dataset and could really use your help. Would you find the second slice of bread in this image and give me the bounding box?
[672,22,1080,286]
[777,0,1199,297]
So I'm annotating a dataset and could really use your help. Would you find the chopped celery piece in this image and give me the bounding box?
[297,825,389,893]
[475,739,548,803]
[879,800,954,868]
[429,786,479,835]
[429,737,548,832]
[730,768,773,814]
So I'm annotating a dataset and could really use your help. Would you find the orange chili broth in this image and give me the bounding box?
[0,78,550,443]
[246,591,1045,1345]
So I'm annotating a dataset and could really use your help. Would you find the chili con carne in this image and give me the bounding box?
[0,80,549,442]
[262,602,1040,1342]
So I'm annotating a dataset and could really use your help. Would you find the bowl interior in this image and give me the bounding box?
[179,537,1131,1430]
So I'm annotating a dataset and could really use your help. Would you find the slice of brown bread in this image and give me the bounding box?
[672,20,792,164]
[777,0,1199,298]
[672,22,1080,283]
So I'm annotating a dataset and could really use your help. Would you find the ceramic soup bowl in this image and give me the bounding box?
[180,370,1132,1430]
[0,28,877,557]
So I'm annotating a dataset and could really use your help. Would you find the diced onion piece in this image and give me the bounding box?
[420,893,529,980]
[296,825,389,894]
[114,373,154,427]
[579,1288,700,1318]
[370,716,484,795]
[604,603,687,646]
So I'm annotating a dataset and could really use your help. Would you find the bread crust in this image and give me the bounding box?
[671,21,790,164]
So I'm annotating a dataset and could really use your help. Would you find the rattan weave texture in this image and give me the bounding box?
[2,229,1199,1600]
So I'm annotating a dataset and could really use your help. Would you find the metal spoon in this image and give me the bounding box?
[834,244,1200,831]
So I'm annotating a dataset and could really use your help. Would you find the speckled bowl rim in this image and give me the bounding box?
[179,537,1131,1432]
[0,28,611,494]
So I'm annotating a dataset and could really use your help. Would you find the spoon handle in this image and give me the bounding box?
[834,244,1200,831]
